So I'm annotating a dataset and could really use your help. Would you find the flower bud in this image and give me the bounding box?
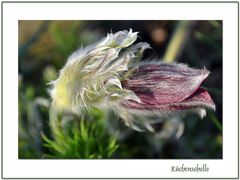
[50,29,215,135]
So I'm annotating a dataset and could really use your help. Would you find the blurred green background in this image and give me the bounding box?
[18,20,222,159]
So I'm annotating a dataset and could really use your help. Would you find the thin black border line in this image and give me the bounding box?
[4,178,230,179]
[238,1,239,180]
[1,1,239,179]
[1,178,237,180]
[0,1,239,3]
[1,1,3,180]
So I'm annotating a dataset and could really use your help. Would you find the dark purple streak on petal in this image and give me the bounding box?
[122,88,215,111]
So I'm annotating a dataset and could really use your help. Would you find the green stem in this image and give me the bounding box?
[208,111,222,132]
[163,21,195,63]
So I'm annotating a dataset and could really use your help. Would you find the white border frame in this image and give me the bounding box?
[2,2,239,179]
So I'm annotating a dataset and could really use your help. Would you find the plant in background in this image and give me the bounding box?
[49,29,215,135]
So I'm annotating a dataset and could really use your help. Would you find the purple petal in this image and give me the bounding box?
[122,62,210,105]
[122,88,215,111]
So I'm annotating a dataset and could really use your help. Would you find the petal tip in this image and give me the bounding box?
[202,68,210,79]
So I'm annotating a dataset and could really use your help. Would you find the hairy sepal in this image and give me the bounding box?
[50,29,149,115]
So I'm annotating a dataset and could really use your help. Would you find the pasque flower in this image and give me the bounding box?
[50,29,215,132]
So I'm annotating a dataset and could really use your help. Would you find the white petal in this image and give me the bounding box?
[105,76,122,89]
